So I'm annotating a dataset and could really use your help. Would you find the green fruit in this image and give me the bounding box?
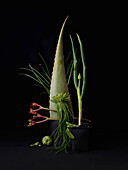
[42,136,52,146]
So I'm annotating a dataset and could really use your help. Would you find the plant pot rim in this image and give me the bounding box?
[69,125,92,129]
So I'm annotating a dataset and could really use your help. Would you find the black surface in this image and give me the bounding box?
[0,129,128,170]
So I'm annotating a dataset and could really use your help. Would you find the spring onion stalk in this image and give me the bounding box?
[70,34,86,126]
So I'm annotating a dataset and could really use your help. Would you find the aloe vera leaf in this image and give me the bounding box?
[50,16,72,118]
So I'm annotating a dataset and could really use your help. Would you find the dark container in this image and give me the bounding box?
[69,126,92,152]
[49,120,58,135]
[49,120,93,151]
[49,120,60,145]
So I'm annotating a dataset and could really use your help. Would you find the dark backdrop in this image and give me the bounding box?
[0,4,126,134]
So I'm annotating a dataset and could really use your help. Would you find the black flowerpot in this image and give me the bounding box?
[49,120,58,135]
[69,126,92,152]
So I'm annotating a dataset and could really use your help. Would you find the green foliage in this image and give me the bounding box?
[66,122,79,128]
[66,128,75,139]
[66,122,79,139]
[20,54,73,96]
[20,17,90,153]
[70,34,86,125]
[76,34,86,98]
[20,17,73,120]
[69,34,86,95]
[51,92,71,103]
[51,93,74,153]
[20,53,51,94]
[65,51,74,85]
[69,35,78,89]
[38,53,50,80]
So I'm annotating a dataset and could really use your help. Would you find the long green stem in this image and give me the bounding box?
[77,73,82,125]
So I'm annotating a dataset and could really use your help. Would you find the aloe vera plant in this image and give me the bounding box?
[50,16,73,119]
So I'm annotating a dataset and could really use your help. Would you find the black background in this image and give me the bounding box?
[0,3,128,170]
[0,3,127,133]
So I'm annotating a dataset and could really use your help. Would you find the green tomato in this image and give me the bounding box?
[42,136,52,146]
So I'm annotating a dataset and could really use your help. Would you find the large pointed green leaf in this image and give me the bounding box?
[49,16,72,118]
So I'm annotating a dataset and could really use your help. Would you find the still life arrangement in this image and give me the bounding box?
[20,16,92,153]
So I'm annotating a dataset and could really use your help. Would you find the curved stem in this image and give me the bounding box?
[69,35,78,89]
[76,33,86,98]
[35,119,48,124]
